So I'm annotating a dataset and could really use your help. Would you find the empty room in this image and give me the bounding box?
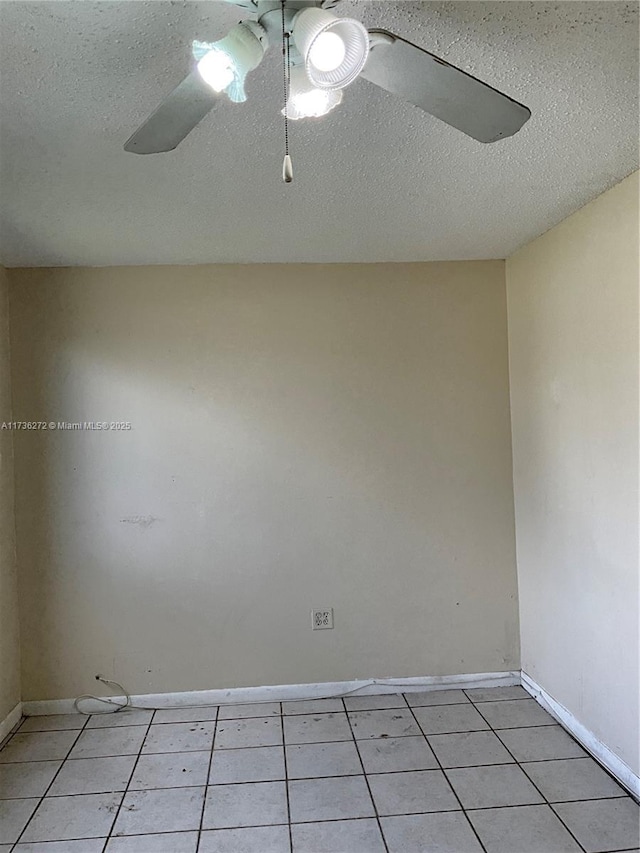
[0,1,638,851]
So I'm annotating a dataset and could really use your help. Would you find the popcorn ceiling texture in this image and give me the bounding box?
[0,1,637,267]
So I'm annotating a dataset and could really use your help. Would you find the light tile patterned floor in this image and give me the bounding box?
[0,686,638,852]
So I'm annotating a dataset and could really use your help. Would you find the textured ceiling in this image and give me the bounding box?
[0,1,638,267]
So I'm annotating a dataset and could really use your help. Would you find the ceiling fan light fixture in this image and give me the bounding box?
[284,65,343,120]
[193,21,266,103]
[292,7,369,90]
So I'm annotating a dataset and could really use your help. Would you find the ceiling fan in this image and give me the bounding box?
[124,0,531,157]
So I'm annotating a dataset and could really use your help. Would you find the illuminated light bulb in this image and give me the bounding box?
[283,66,343,119]
[197,50,234,92]
[308,31,346,73]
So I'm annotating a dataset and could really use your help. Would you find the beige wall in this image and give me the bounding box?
[8,261,519,701]
[0,266,20,721]
[507,171,640,775]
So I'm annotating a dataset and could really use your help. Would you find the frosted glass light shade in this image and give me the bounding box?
[193,22,266,103]
[283,65,343,119]
[292,8,369,90]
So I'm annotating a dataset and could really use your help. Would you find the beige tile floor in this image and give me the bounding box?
[0,686,638,852]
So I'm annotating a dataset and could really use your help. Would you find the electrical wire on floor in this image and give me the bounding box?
[73,674,466,715]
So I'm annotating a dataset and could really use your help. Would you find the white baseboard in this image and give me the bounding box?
[22,670,520,717]
[0,702,22,743]
[522,672,640,800]
[17,667,639,800]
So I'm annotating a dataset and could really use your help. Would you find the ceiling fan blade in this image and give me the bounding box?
[124,71,218,154]
[361,29,531,143]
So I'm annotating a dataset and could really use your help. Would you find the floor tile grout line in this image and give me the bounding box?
[342,693,411,713]
[2,780,631,800]
[5,828,229,847]
[279,703,294,853]
[605,848,640,853]
[463,690,531,703]
[173,811,507,831]
[404,698,490,853]
[288,813,451,825]
[9,712,91,851]
[15,724,90,735]
[1,721,569,763]
[103,709,157,846]
[472,701,590,853]
[0,731,548,764]
[5,802,636,841]
[494,722,566,731]
[5,805,635,842]
[465,795,636,811]
[9,830,197,849]
[3,777,633,801]
[195,704,220,850]
[342,696,390,853]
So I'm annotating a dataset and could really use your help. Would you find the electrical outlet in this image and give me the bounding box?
[312,608,333,630]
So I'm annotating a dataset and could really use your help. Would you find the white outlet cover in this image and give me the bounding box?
[311,608,334,630]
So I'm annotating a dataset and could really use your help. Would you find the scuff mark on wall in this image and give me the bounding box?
[119,515,161,529]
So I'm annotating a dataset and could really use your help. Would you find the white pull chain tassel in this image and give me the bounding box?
[282,154,293,183]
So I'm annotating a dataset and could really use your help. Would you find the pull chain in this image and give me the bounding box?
[281,0,293,182]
